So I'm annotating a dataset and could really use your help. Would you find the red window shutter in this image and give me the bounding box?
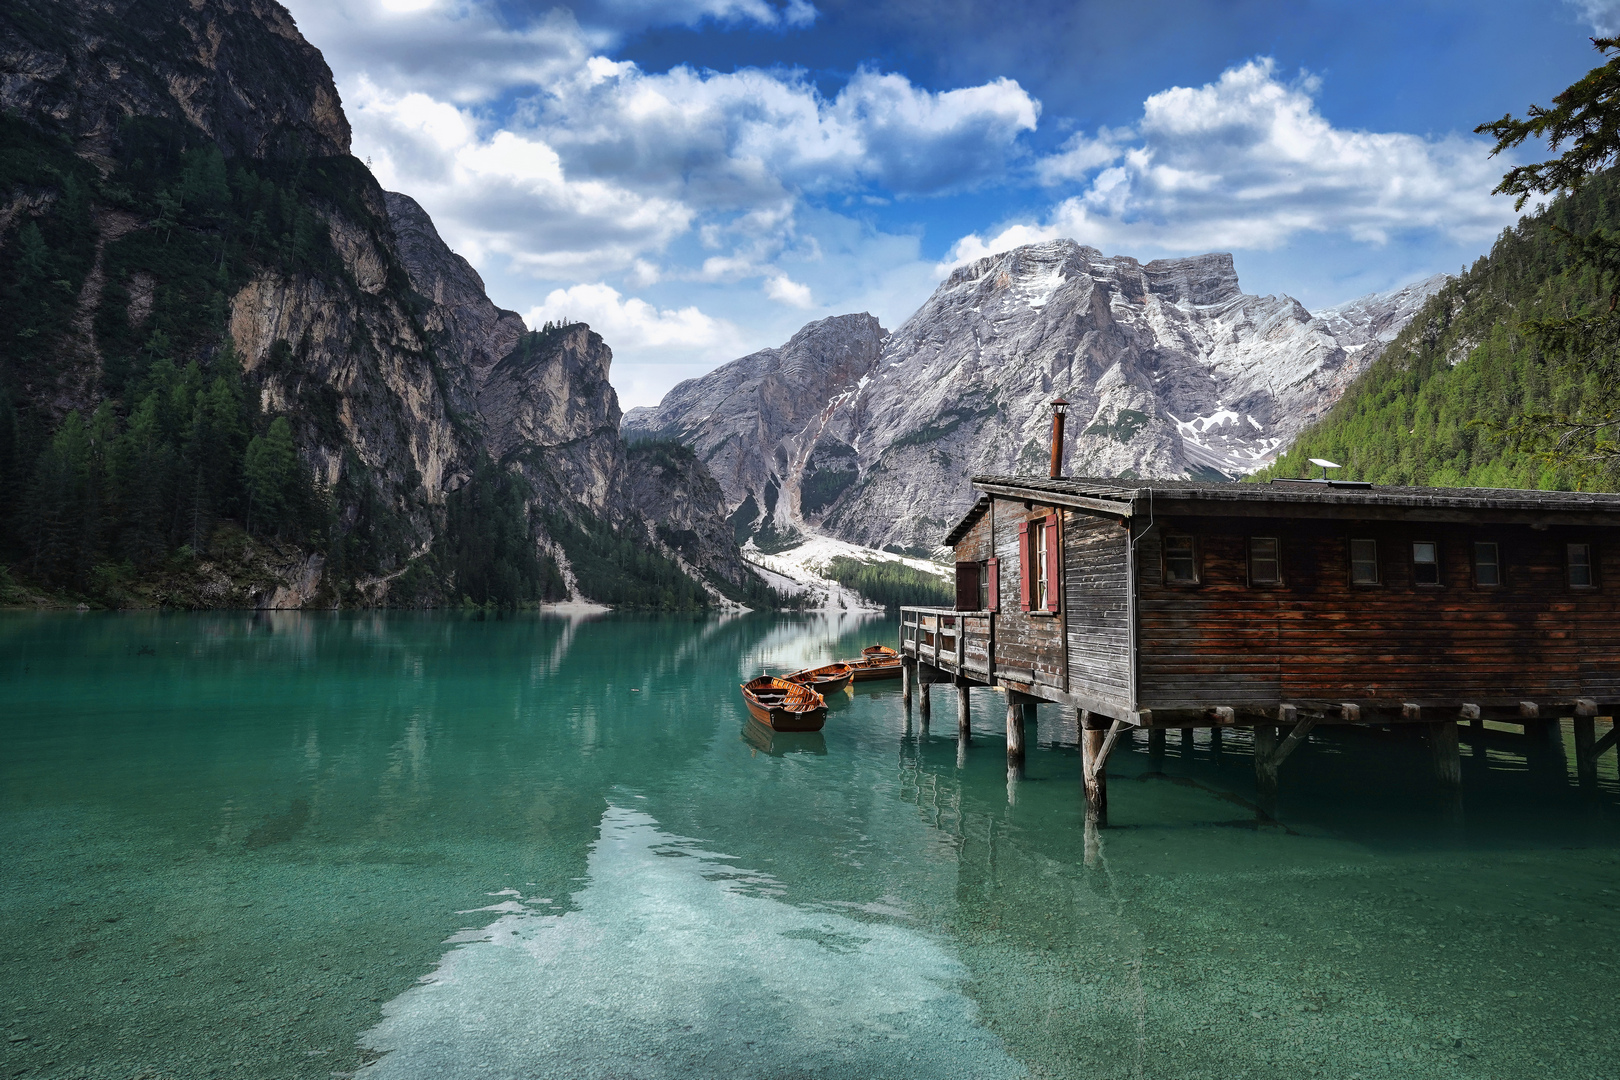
[1017,521,1032,612]
[987,557,999,611]
[1045,512,1061,612]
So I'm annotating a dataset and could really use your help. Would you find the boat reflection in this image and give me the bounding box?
[742,719,828,756]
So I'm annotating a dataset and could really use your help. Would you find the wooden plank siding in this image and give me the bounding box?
[989,497,1066,695]
[1134,515,1620,710]
[1063,512,1133,713]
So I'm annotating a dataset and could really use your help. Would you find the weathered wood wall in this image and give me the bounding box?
[1133,515,1620,710]
[1064,513,1133,712]
[988,497,1066,695]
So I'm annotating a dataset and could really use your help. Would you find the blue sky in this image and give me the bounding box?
[279,0,1614,408]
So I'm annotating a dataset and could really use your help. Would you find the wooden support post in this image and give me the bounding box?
[1254,724,1280,800]
[1429,720,1462,787]
[1209,726,1223,754]
[1081,711,1116,824]
[1148,727,1166,757]
[918,676,931,727]
[901,657,914,706]
[1575,715,1598,785]
[1006,694,1026,765]
[1182,726,1196,752]
[957,685,971,738]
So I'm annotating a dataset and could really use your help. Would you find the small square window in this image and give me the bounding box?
[1474,541,1500,587]
[1164,535,1197,584]
[1413,541,1440,585]
[1249,537,1280,585]
[1350,538,1379,584]
[1570,543,1594,588]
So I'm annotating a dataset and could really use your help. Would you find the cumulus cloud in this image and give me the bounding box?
[597,0,817,30]
[764,274,814,307]
[946,59,1515,268]
[525,284,743,353]
[1568,0,1620,34]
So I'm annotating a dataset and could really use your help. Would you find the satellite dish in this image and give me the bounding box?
[1308,457,1342,481]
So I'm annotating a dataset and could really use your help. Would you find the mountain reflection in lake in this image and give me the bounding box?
[2,610,1619,1079]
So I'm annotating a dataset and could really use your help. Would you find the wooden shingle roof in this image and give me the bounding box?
[941,475,1620,544]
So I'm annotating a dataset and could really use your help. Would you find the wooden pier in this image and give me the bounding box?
[902,476,1620,820]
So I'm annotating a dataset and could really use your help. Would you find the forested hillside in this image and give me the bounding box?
[1255,170,1620,490]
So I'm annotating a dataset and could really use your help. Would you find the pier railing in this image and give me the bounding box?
[900,606,994,679]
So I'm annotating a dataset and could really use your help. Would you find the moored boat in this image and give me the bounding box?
[845,650,902,681]
[785,662,854,695]
[739,676,828,731]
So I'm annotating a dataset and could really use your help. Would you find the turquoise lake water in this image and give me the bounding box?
[3,610,1620,1079]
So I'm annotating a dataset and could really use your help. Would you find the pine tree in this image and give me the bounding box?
[245,417,298,537]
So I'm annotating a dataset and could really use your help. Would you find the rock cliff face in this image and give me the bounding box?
[1,0,350,163]
[629,239,1445,553]
[0,0,761,608]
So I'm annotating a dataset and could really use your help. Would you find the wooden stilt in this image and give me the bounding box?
[901,658,914,706]
[1182,726,1196,753]
[1254,724,1280,800]
[1429,720,1462,787]
[1006,694,1026,765]
[1575,715,1598,785]
[1148,727,1166,757]
[918,678,931,727]
[1210,727,1223,754]
[1081,711,1113,824]
[957,684,971,739]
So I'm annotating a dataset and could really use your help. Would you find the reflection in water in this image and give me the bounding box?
[741,720,828,756]
[4,611,1620,1080]
[360,805,1025,1079]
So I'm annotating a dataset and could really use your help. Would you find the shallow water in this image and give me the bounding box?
[2,610,1619,1079]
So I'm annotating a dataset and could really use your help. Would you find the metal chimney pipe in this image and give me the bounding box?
[1049,397,1069,479]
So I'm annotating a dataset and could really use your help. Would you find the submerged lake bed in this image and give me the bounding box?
[3,611,1619,1079]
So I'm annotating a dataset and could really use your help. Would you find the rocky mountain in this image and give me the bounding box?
[0,0,766,609]
[625,239,1445,553]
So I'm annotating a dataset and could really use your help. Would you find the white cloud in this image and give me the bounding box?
[1569,0,1620,33]
[945,59,1516,269]
[764,274,813,307]
[598,0,816,30]
[525,284,743,353]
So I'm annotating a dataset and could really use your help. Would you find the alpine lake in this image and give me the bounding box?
[4,610,1620,1080]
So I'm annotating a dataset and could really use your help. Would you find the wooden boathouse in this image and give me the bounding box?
[899,474,1620,818]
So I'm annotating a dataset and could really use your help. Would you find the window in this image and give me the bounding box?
[1031,520,1049,610]
[1412,541,1440,585]
[1350,538,1379,584]
[1249,537,1281,585]
[978,560,990,610]
[1570,543,1594,588]
[1164,534,1197,584]
[1473,541,1500,587]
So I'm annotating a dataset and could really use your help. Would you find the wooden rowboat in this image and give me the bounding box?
[740,676,828,731]
[786,663,854,695]
[845,655,902,681]
[863,644,899,660]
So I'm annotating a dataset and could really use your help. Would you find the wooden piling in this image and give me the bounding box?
[901,657,914,706]
[1148,727,1166,757]
[1006,694,1026,765]
[1254,724,1280,800]
[918,678,931,727]
[1182,726,1196,753]
[1429,720,1462,787]
[1209,727,1223,754]
[1081,711,1109,824]
[1575,715,1598,785]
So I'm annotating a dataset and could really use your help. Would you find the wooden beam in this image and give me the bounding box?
[1254,724,1280,800]
[1459,703,1481,721]
[1578,698,1600,717]
[1429,720,1462,787]
[1593,723,1619,761]
[1148,727,1166,756]
[1339,703,1361,723]
[1519,701,1540,719]
[1402,703,1422,721]
[1270,716,1321,770]
[1575,716,1597,784]
[1006,694,1026,765]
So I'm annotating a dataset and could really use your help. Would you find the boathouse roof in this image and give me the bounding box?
[942,476,1620,545]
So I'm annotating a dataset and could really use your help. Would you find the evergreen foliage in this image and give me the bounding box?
[543,509,712,610]
[822,556,953,610]
[438,458,565,607]
[1253,166,1620,490]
